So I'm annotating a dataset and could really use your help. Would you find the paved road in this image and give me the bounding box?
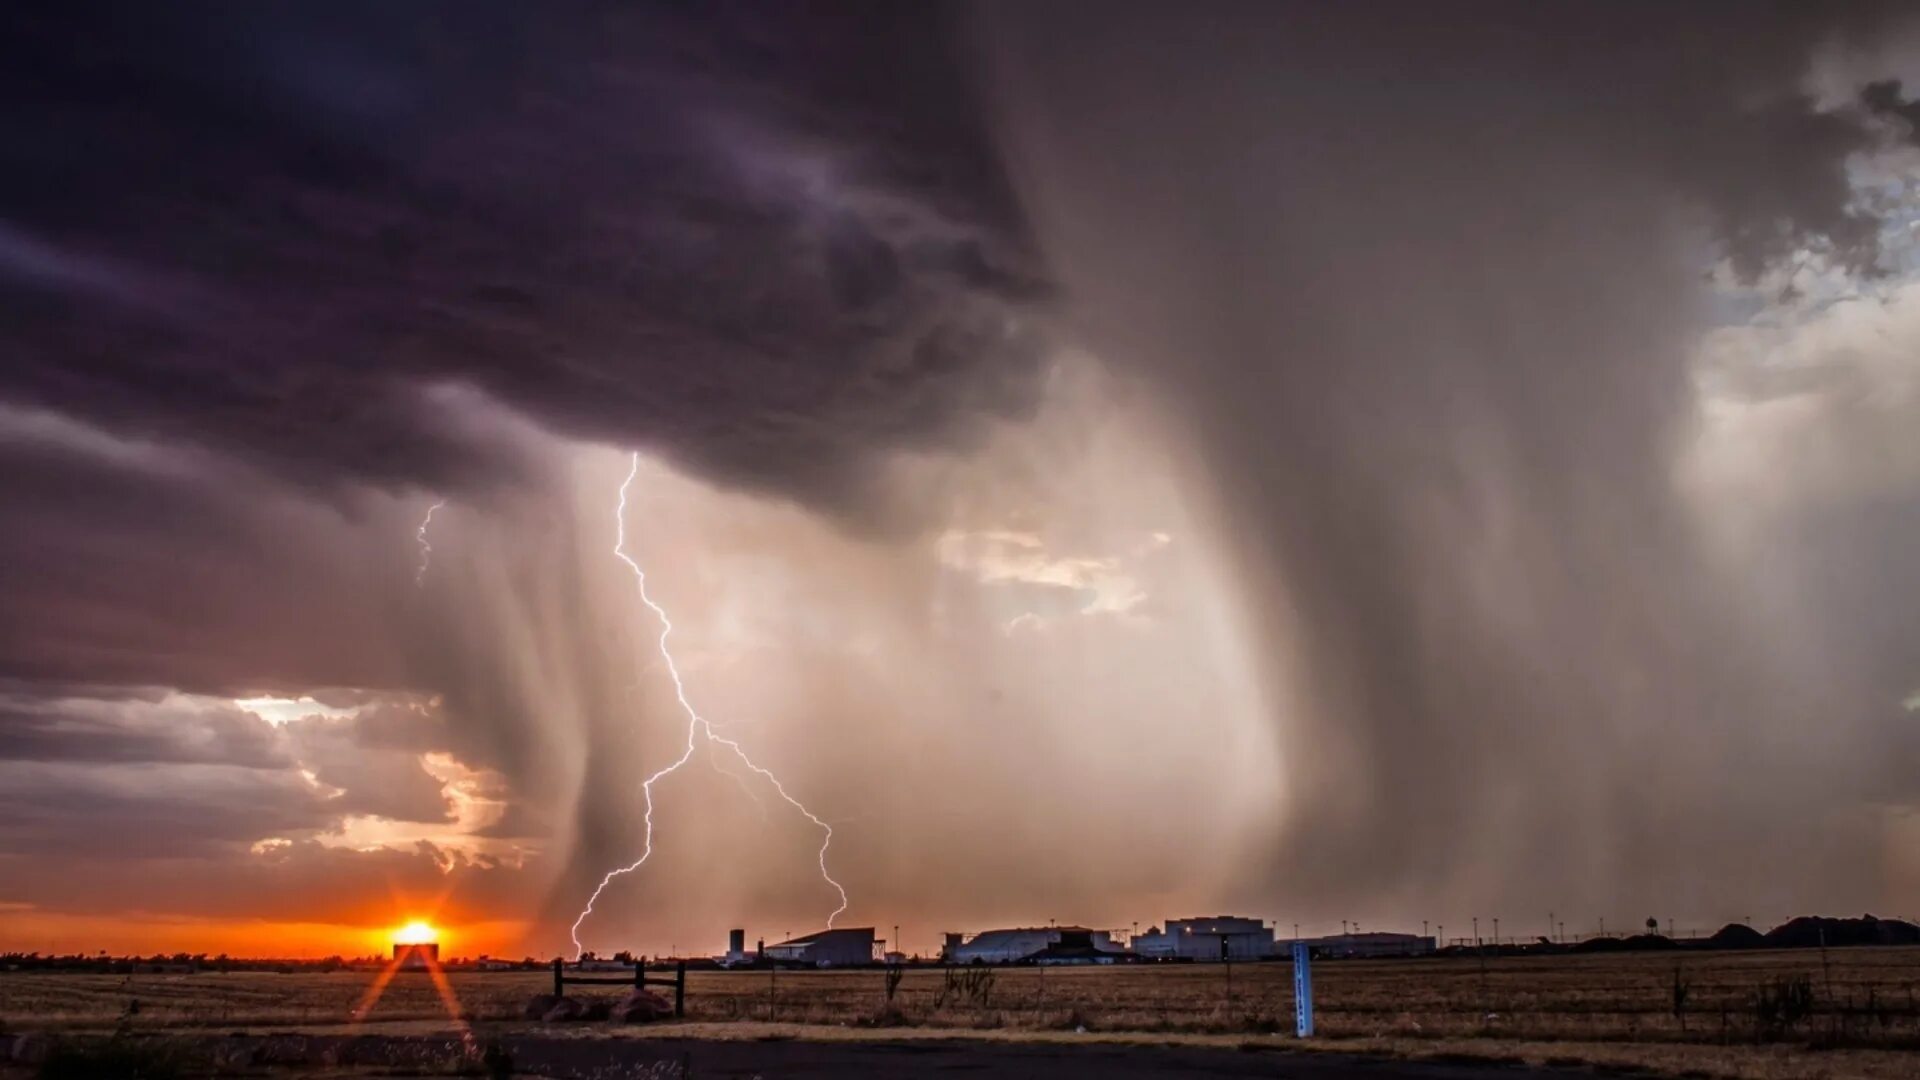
[501,1036,1593,1079]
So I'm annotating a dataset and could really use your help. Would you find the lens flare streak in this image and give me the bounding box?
[569,453,848,957]
[350,949,474,1055]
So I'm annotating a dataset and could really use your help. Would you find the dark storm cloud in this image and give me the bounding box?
[0,693,289,768]
[0,761,334,859]
[4,838,530,927]
[0,687,490,863]
[0,434,409,692]
[0,1,1045,516]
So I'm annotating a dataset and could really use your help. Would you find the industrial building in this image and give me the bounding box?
[1132,916,1275,960]
[948,926,1125,964]
[1306,932,1435,958]
[393,941,439,971]
[763,927,876,967]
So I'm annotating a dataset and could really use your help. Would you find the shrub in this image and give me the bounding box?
[1753,974,1815,1041]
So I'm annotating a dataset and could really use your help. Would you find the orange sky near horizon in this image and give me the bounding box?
[3,908,532,960]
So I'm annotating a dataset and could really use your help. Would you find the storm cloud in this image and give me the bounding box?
[1,2,1045,516]
[4,2,1920,956]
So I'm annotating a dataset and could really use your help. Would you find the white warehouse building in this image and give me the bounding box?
[1132,916,1275,961]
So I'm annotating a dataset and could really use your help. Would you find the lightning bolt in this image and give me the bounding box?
[415,499,447,586]
[569,452,848,958]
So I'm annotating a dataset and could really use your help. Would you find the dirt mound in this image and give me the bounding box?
[1569,933,1674,953]
[1707,923,1764,949]
[1764,915,1920,949]
[611,989,676,1023]
[527,995,611,1023]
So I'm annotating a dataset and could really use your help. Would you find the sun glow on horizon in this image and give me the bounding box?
[393,920,438,945]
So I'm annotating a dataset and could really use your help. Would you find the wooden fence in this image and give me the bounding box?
[550,958,685,1018]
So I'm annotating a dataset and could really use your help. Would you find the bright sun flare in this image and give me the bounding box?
[394,920,438,945]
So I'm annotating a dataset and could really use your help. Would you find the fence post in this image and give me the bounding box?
[675,960,687,1018]
[1292,940,1314,1038]
[552,957,563,999]
[636,956,645,990]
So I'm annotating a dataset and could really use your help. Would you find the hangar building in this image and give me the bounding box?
[950,926,1124,964]
[763,927,876,967]
[1132,916,1274,960]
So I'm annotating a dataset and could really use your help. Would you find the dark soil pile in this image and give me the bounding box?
[1764,915,1920,948]
[1706,923,1765,949]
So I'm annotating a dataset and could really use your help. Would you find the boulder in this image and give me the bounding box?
[611,989,676,1023]
[541,997,587,1023]
[523,994,562,1021]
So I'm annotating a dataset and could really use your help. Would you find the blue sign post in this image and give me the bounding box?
[1291,940,1314,1037]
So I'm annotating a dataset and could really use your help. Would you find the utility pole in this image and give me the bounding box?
[1472,917,1479,946]
[1492,918,1499,947]
[1548,911,1555,944]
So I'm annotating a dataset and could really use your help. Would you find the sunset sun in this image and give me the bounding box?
[394,920,438,945]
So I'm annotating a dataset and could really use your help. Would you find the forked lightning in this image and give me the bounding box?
[569,453,847,957]
[414,500,447,586]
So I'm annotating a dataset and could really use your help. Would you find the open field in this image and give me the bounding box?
[4,949,1918,1076]
[7,948,1920,1041]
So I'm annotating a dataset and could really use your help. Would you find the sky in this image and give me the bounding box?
[2,1,1919,959]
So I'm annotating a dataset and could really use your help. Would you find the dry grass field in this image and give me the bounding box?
[5,949,1919,1077]
[5,947,1919,1044]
